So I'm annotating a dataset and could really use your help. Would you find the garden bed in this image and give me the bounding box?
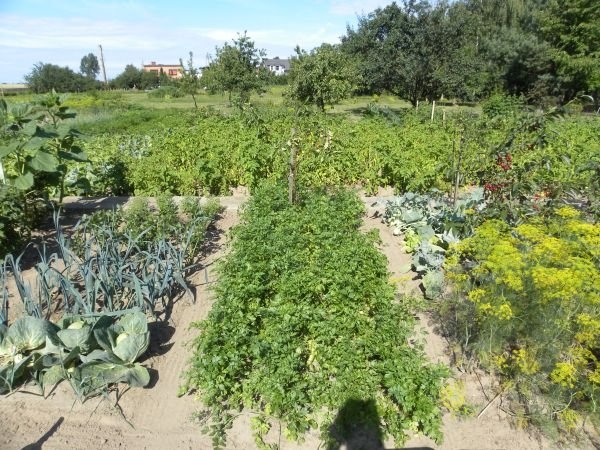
[1,195,585,449]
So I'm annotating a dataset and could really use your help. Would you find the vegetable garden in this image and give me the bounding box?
[1,93,599,448]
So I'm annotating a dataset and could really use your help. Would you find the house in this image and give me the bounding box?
[262,57,290,75]
[142,61,183,79]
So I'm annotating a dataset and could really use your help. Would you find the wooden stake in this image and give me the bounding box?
[477,392,500,419]
[289,128,297,204]
[431,100,436,122]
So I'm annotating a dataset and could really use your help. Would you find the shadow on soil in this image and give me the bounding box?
[328,398,434,450]
[21,416,64,450]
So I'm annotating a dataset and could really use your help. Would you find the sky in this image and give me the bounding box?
[0,0,393,83]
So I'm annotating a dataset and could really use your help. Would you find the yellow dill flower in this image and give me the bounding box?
[557,409,580,432]
[512,348,540,375]
[477,302,493,314]
[515,223,546,243]
[550,361,577,388]
[531,267,582,304]
[555,206,580,219]
[495,303,514,320]
[467,288,487,303]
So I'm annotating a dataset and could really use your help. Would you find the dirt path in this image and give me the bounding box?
[1,203,594,449]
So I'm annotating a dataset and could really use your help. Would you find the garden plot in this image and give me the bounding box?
[0,193,595,450]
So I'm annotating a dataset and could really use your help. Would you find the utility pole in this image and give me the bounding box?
[98,44,108,88]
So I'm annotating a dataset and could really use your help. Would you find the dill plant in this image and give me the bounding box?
[445,206,600,433]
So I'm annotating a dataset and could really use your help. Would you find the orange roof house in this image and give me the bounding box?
[142,61,183,79]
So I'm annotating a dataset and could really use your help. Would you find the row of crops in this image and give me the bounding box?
[181,184,447,448]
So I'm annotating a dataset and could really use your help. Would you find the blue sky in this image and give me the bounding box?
[0,0,392,83]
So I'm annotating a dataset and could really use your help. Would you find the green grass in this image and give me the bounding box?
[4,86,483,135]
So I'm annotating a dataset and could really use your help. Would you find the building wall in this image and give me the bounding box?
[142,62,183,79]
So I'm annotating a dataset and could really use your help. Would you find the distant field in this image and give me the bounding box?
[3,85,481,121]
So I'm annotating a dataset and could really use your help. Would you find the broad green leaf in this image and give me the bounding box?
[58,149,89,162]
[422,270,444,299]
[57,325,93,352]
[74,361,150,396]
[42,364,67,391]
[0,142,20,159]
[5,317,58,352]
[28,150,59,172]
[112,332,149,364]
[12,172,34,190]
[115,311,148,335]
[78,349,121,364]
[33,126,58,139]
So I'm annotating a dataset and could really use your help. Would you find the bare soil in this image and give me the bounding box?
[0,205,596,449]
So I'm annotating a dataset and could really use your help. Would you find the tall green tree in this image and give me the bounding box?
[110,64,158,90]
[539,0,600,104]
[25,62,88,93]
[80,53,100,79]
[286,44,358,112]
[201,31,268,107]
[342,1,472,105]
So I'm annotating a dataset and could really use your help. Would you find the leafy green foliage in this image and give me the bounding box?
[25,62,97,93]
[182,184,447,449]
[79,53,100,80]
[286,44,358,112]
[539,0,600,104]
[342,1,478,105]
[179,51,201,109]
[0,186,33,257]
[384,189,485,299]
[0,93,88,200]
[0,311,150,399]
[201,32,268,107]
[110,64,160,90]
[147,86,184,99]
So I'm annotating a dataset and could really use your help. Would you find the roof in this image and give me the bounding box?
[143,63,183,68]
[262,58,290,69]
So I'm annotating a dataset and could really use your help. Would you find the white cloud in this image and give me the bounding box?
[0,15,173,50]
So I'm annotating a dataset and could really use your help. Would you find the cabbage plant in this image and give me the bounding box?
[0,311,150,398]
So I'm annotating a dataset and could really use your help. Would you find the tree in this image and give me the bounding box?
[201,31,268,107]
[539,0,600,104]
[179,51,200,109]
[80,53,100,79]
[286,44,358,112]
[25,62,88,93]
[111,64,160,90]
[342,1,470,106]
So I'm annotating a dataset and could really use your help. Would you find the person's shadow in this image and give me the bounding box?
[327,398,434,450]
[21,416,64,450]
